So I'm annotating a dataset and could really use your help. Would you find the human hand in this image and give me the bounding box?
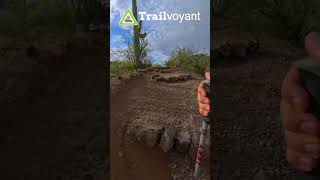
[281,32,320,171]
[198,72,211,116]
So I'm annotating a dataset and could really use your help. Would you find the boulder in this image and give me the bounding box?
[155,76,165,82]
[155,74,192,83]
[167,76,179,82]
[160,127,176,152]
[159,69,168,73]
[151,74,160,80]
[177,74,192,81]
[175,130,191,153]
[137,69,146,73]
[135,125,164,148]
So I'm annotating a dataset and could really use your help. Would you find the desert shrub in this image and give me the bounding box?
[166,47,193,68]
[29,0,76,33]
[110,60,135,78]
[225,0,320,46]
[0,0,78,36]
[0,0,108,36]
[152,64,164,68]
[0,10,21,35]
[0,0,31,35]
[72,0,107,26]
[166,47,210,75]
[258,0,320,45]
[111,40,152,70]
[191,54,210,75]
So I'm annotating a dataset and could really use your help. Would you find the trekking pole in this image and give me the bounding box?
[294,59,320,180]
[193,80,211,180]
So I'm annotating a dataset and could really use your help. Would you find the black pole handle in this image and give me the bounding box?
[202,80,210,97]
[201,80,211,123]
[295,59,320,179]
[300,70,320,118]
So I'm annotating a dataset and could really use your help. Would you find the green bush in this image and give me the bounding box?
[166,47,193,68]
[110,60,135,78]
[0,0,76,36]
[165,47,210,75]
[258,0,320,45]
[29,0,76,32]
[191,54,210,76]
[152,64,164,68]
[0,10,21,35]
[225,0,320,46]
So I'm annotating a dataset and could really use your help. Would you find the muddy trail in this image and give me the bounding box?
[110,69,210,180]
[2,47,107,180]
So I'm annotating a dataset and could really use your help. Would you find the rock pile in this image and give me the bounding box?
[152,74,192,83]
[134,125,164,148]
[217,39,260,58]
[155,69,169,73]
[175,130,191,153]
[160,127,176,152]
[134,124,191,153]
[151,73,160,80]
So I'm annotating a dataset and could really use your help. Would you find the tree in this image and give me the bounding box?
[110,35,151,66]
[70,0,107,28]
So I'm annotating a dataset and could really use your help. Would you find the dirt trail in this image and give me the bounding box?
[211,17,307,179]
[3,47,106,180]
[110,69,210,180]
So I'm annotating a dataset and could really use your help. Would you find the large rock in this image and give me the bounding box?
[160,127,176,152]
[151,73,160,80]
[135,125,164,148]
[155,74,192,83]
[175,130,191,153]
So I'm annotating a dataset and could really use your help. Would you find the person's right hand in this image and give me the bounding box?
[198,72,210,116]
[281,32,320,172]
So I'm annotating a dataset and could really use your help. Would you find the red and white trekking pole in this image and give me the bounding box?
[193,80,211,180]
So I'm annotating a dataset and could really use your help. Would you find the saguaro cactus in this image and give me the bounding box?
[132,0,140,68]
[132,0,148,68]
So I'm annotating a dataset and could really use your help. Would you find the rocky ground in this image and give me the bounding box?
[2,34,107,180]
[211,17,308,179]
[110,68,210,180]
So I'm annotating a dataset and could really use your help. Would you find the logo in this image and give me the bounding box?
[119,9,138,26]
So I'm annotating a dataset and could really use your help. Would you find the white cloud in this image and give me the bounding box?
[110,0,128,22]
[150,50,170,64]
[110,0,210,63]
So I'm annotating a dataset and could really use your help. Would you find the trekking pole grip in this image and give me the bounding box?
[201,80,211,123]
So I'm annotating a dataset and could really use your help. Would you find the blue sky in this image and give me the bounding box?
[110,0,210,64]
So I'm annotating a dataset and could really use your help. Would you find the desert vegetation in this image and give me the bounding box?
[214,0,320,46]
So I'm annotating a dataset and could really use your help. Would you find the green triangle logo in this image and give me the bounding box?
[119,8,138,26]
